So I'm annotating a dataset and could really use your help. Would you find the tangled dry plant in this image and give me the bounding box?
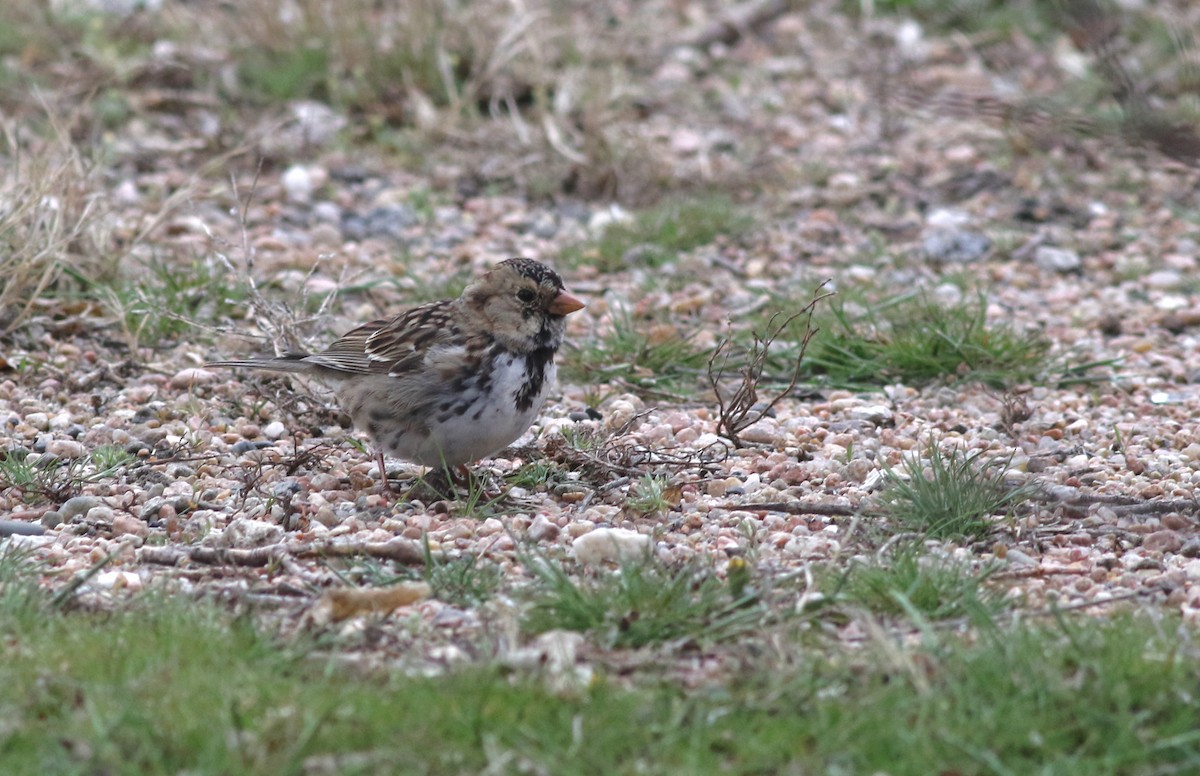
[0,120,113,337]
[708,283,832,448]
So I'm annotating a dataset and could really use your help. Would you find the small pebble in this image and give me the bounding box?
[170,368,218,389]
[223,519,285,548]
[45,439,86,459]
[572,528,650,566]
[528,515,560,543]
[310,473,342,491]
[923,228,991,264]
[86,506,116,524]
[93,571,143,591]
[112,514,149,539]
[60,496,103,521]
[263,421,289,439]
[0,520,46,537]
[1033,246,1082,273]
[1144,530,1182,554]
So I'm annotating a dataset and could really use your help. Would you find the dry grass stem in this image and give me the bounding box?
[708,283,832,448]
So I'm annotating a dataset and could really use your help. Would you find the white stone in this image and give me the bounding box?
[169,368,218,389]
[572,528,651,566]
[46,439,86,459]
[476,518,504,537]
[847,405,893,424]
[225,518,284,548]
[588,204,633,235]
[263,421,288,439]
[1033,246,1081,273]
[93,571,143,591]
[1146,270,1182,289]
[282,164,318,203]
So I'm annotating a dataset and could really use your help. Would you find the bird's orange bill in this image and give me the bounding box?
[548,291,585,316]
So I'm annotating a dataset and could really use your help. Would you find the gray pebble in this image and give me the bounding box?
[1146,270,1182,289]
[40,511,63,529]
[341,204,418,242]
[529,213,559,239]
[85,506,116,524]
[750,402,777,419]
[558,201,591,223]
[60,496,103,521]
[923,229,992,264]
[139,497,166,520]
[231,440,272,454]
[312,200,342,224]
[273,480,301,498]
[0,520,46,537]
[1033,246,1082,273]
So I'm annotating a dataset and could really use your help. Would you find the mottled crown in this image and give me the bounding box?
[499,258,564,289]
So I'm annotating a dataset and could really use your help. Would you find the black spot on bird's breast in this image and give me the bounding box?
[515,347,554,412]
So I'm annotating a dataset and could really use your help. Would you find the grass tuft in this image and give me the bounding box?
[90,255,252,350]
[626,474,677,517]
[804,290,1052,389]
[521,550,769,649]
[830,542,1010,620]
[418,536,504,608]
[875,441,1035,541]
[0,445,133,505]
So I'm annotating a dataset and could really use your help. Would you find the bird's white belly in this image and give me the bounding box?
[412,355,555,467]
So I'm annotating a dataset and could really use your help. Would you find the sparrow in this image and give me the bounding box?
[207,258,585,482]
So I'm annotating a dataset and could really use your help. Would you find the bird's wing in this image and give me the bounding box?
[301,300,461,376]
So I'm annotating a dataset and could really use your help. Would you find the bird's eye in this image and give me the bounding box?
[517,288,536,303]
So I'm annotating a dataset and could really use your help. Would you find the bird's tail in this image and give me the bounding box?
[205,353,315,373]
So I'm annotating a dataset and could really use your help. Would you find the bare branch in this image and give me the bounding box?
[708,282,833,447]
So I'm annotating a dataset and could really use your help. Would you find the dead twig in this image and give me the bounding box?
[1033,486,1200,517]
[138,537,424,568]
[712,500,858,517]
[707,283,832,448]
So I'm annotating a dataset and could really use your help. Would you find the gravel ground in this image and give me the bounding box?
[4,1,1200,665]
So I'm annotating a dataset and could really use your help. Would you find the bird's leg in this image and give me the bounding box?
[375,449,405,494]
